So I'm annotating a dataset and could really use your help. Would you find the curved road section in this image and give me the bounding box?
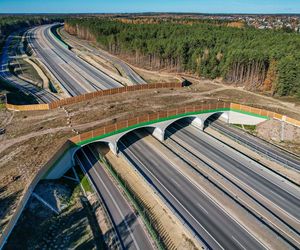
[27,24,123,97]
[60,28,147,85]
[0,32,59,103]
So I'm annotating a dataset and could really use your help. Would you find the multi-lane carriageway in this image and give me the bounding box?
[3,23,300,249]
[1,23,147,103]
[27,24,124,97]
[28,24,300,250]
[74,117,300,250]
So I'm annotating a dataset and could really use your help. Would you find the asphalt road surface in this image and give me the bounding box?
[119,131,266,250]
[60,28,147,85]
[76,144,154,250]
[166,120,300,222]
[27,24,123,96]
[207,118,300,171]
[0,32,59,103]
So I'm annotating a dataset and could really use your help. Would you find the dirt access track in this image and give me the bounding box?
[1,78,300,242]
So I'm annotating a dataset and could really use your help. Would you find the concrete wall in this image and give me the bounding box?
[0,141,73,249]
[228,111,266,125]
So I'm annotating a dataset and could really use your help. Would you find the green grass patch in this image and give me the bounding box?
[232,124,256,133]
[51,25,71,50]
[80,175,93,193]
[74,165,93,193]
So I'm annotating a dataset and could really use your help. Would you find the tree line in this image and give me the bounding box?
[65,17,300,98]
[0,15,63,55]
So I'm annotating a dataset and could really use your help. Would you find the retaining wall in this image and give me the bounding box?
[230,103,300,127]
[0,141,74,249]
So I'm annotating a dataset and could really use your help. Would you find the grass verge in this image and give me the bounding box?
[233,124,256,133]
[74,165,93,193]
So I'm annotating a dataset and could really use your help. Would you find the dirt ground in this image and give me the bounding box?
[256,119,300,155]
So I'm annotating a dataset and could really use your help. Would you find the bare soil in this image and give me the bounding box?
[256,119,300,155]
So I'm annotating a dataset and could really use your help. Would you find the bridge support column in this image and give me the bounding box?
[108,142,118,155]
[191,117,204,130]
[151,127,165,142]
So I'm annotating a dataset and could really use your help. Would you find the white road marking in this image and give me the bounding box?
[81,148,141,250]
[232,236,246,250]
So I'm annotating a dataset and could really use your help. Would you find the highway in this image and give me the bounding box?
[0,32,59,103]
[75,144,154,250]
[166,120,300,221]
[207,118,300,171]
[119,131,266,250]
[59,27,147,85]
[27,24,123,96]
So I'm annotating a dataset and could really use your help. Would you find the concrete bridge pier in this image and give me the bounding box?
[108,142,119,155]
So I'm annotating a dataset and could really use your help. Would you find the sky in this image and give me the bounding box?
[0,0,298,14]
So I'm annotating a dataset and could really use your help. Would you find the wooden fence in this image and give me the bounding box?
[6,82,183,111]
[69,102,231,145]
[230,103,300,127]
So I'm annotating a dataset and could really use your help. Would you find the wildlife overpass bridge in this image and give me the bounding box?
[45,102,268,179]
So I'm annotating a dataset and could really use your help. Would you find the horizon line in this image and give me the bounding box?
[0,12,300,15]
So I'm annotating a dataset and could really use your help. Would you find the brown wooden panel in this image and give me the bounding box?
[69,135,81,144]
[193,105,202,112]
[230,103,241,110]
[185,106,195,113]
[250,107,261,115]
[167,109,178,116]
[128,117,138,126]
[93,127,105,137]
[260,110,268,117]
[177,107,186,114]
[158,111,168,119]
[148,84,156,89]
[80,131,93,141]
[286,117,300,126]
[274,113,283,120]
[116,120,128,129]
[138,115,149,123]
[157,83,163,88]
[148,113,159,121]
[104,124,116,133]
